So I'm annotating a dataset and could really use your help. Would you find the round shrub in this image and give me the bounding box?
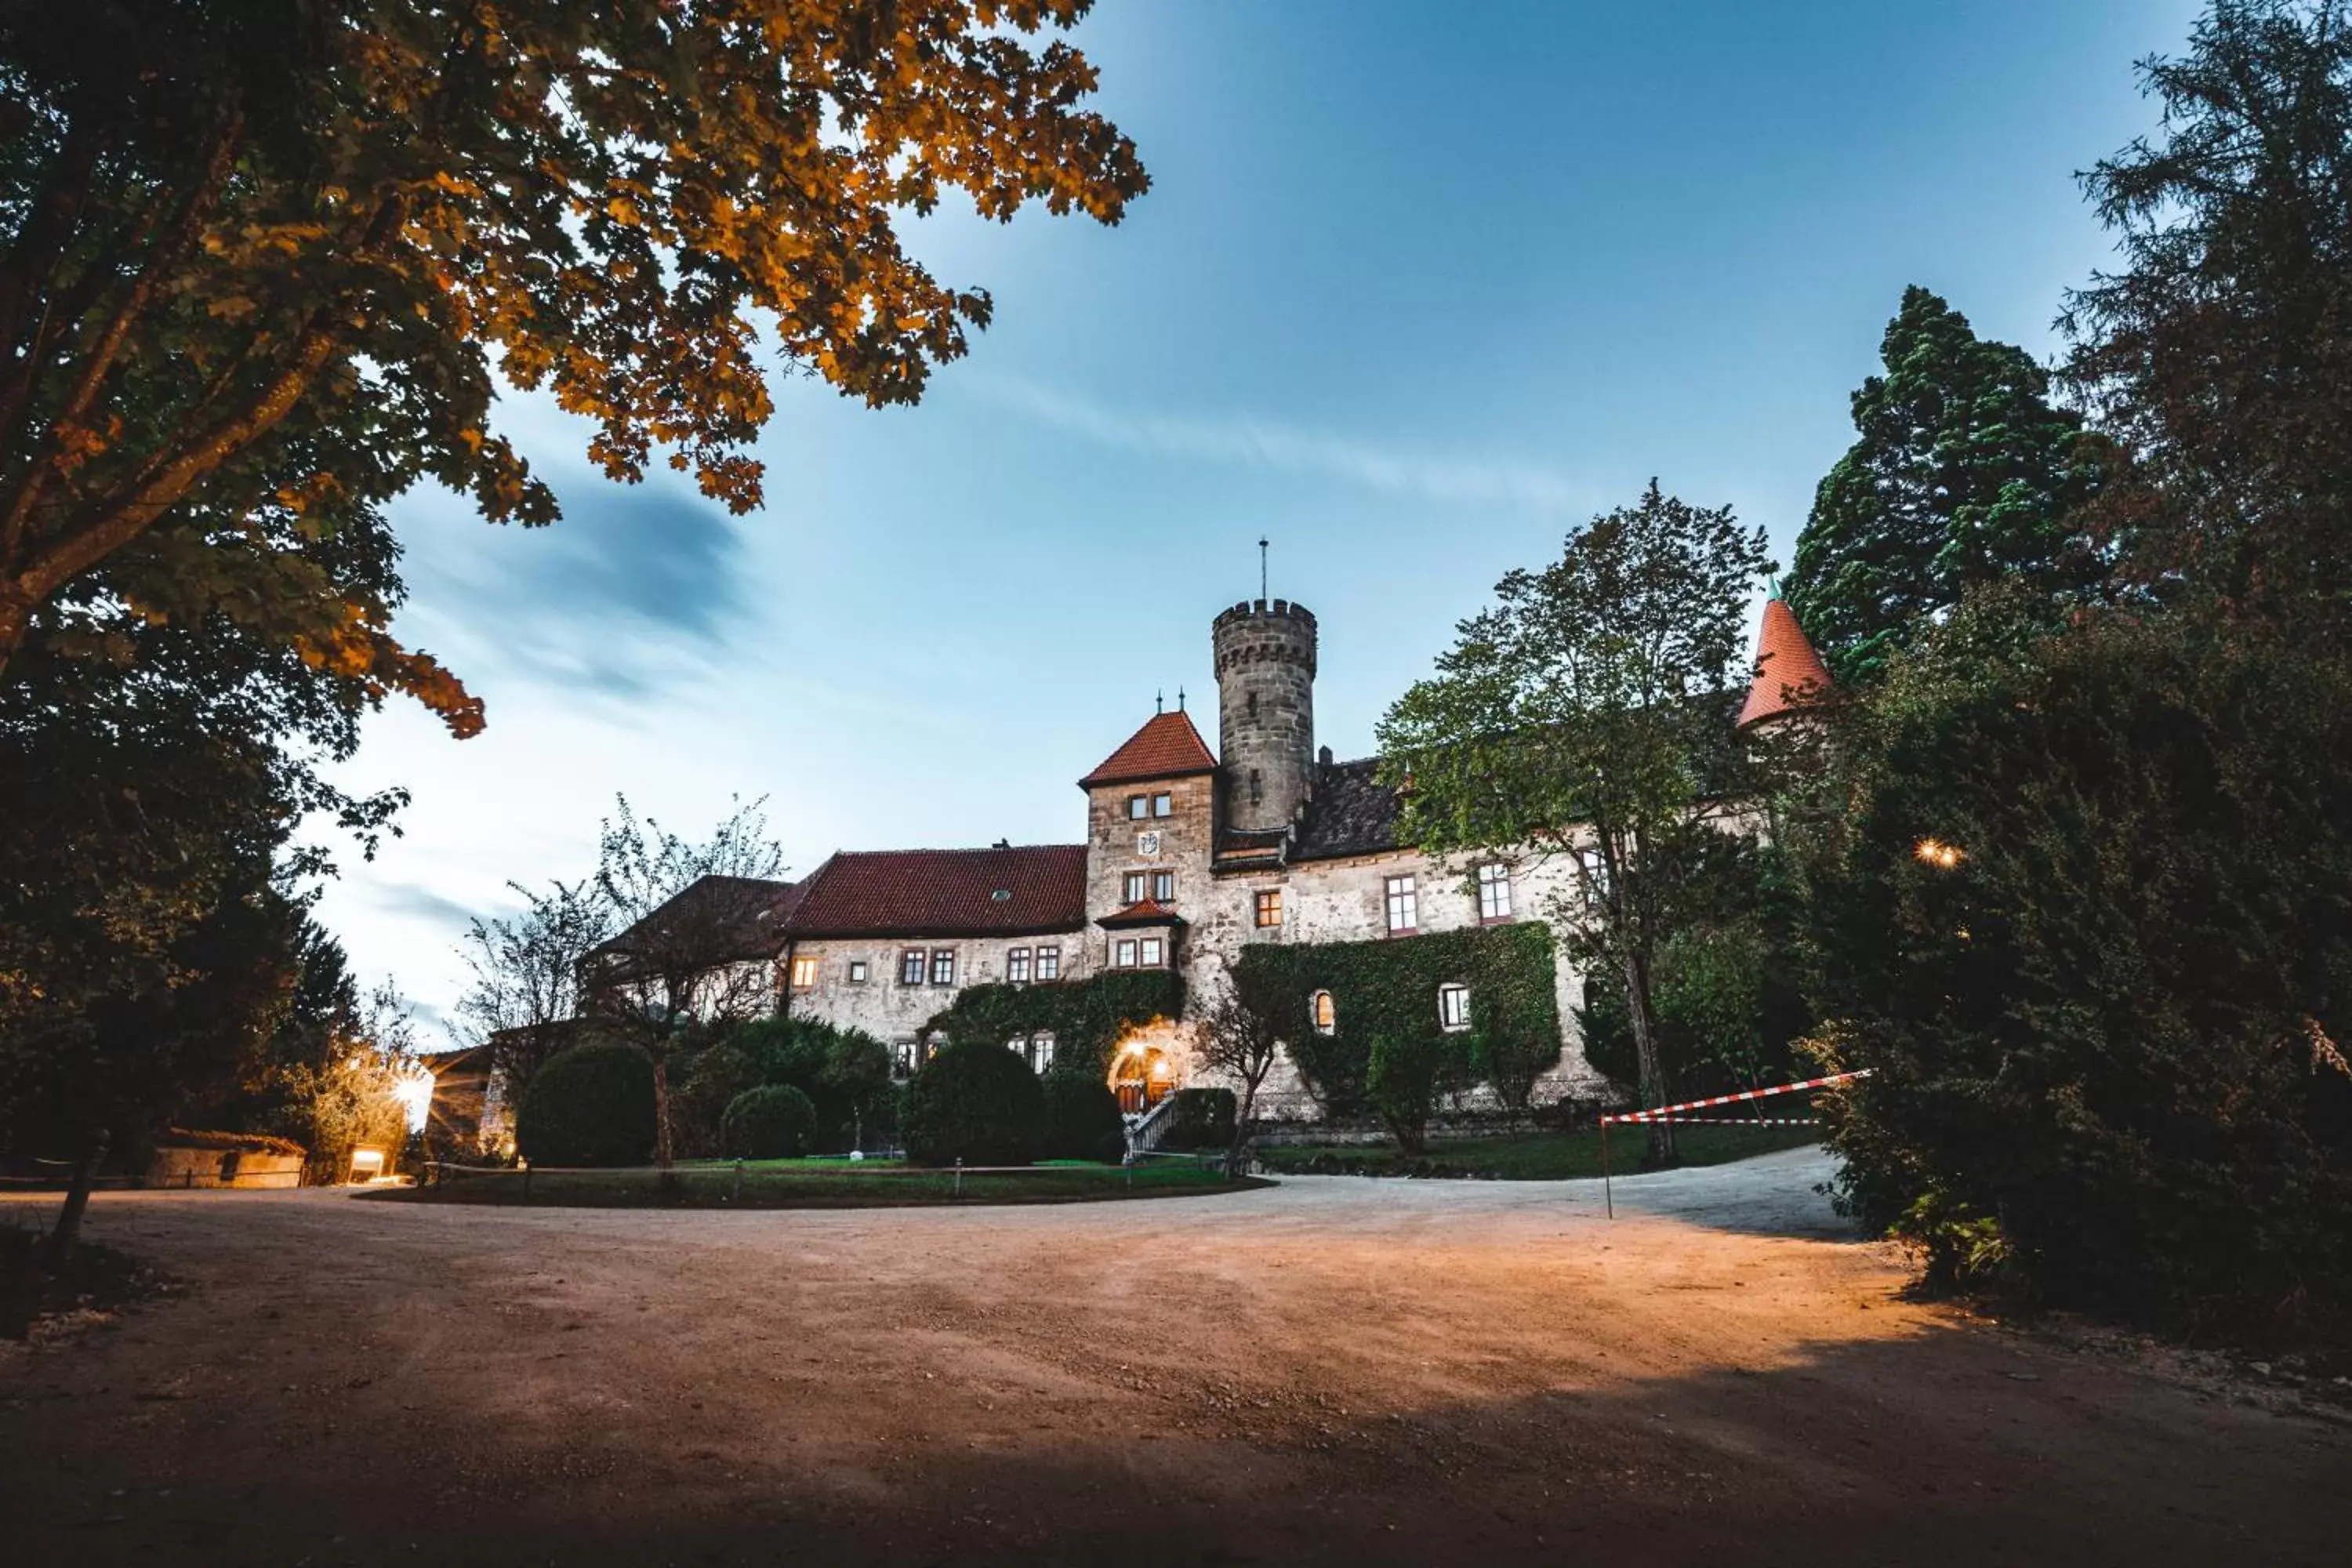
[1041,1073,1127,1163]
[515,1042,656,1167]
[902,1040,1046,1167]
[1161,1087,1237,1152]
[720,1083,818,1160]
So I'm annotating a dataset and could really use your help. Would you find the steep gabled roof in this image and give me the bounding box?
[786,844,1088,938]
[1738,597,1835,726]
[592,873,804,971]
[1079,709,1218,789]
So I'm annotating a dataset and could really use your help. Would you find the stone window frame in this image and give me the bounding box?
[1007,946,1032,984]
[1113,937,1138,968]
[1477,863,1513,924]
[899,948,926,986]
[1151,869,1176,903]
[1254,888,1283,928]
[1384,874,1419,935]
[1438,982,1472,1032]
[1139,935,1165,967]
[848,958,869,985]
[1122,870,1148,903]
[1036,945,1061,981]
[929,948,957,986]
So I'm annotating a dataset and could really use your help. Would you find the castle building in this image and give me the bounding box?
[700,592,1831,1123]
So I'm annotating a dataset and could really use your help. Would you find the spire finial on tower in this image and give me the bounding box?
[1156,688,1164,715]
[1259,536,1269,602]
[1177,685,1186,710]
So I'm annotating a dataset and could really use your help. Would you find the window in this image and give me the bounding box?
[789,955,818,989]
[1123,871,1148,904]
[1439,982,1472,1031]
[1127,794,1149,820]
[1139,936,1164,966]
[1311,989,1336,1033]
[1151,870,1175,903]
[1255,888,1283,928]
[900,948,927,985]
[1036,945,1061,982]
[1114,938,1138,968]
[848,959,869,985]
[892,1040,919,1079]
[1576,847,1610,907]
[1478,863,1513,922]
[930,948,956,986]
[1385,874,1418,934]
[1007,946,1032,984]
[1152,792,1172,817]
[1033,1032,1056,1073]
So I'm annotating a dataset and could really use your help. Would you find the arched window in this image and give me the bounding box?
[1311,989,1336,1034]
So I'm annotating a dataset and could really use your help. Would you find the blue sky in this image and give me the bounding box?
[317,0,2205,1033]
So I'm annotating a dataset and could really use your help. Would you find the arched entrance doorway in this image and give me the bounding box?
[1109,1040,1177,1115]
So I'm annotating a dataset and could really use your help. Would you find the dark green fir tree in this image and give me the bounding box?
[1785,287,2105,684]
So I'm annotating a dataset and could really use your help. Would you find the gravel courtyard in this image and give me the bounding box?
[2,1151,2344,1566]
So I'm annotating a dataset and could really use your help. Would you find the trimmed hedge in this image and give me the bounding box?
[515,1042,656,1167]
[902,1039,1046,1167]
[720,1084,818,1160]
[1235,922,1560,1116]
[1160,1087,1236,1152]
[920,970,1183,1083]
[1041,1074,1127,1163]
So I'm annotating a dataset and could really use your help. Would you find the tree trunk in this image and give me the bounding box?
[46,1127,110,1263]
[652,1055,675,1173]
[1621,952,1677,1165]
[1225,1073,1263,1181]
[0,583,31,682]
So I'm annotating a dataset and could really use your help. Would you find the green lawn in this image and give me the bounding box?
[1252,1123,1821,1181]
[376,1155,1258,1208]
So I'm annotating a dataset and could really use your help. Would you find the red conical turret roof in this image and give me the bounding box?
[1738,597,1834,726]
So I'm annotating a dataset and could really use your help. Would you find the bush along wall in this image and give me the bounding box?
[1236,922,1562,1117]
[921,970,1183,1083]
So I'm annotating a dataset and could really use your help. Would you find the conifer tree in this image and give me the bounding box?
[1785,287,2105,684]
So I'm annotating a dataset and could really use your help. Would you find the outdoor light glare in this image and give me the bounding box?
[1913,837,1965,869]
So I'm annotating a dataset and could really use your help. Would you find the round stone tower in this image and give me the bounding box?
[1212,599,1318,833]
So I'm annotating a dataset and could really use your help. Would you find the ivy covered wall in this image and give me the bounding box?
[920,970,1184,1080]
[1235,922,1563,1116]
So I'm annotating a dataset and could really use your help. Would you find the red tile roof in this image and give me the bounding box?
[1738,597,1835,726]
[786,845,1088,938]
[1080,709,1218,788]
[1095,898,1189,929]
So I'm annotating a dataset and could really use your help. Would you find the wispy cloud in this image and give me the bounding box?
[986,379,1601,515]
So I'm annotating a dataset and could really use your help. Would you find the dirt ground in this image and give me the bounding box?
[2,1149,2345,1566]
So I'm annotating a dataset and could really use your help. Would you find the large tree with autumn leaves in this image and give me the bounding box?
[0,0,1147,716]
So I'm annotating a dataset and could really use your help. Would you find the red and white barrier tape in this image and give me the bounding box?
[1600,1069,1869,1126]
[1631,1116,1820,1127]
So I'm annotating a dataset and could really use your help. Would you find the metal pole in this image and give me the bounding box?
[1600,1120,1613,1220]
[953,1157,964,1200]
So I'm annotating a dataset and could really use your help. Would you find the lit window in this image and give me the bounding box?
[1152,793,1172,817]
[789,955,818,989]
[930,949,956,986]
[1478,864,1512,922]
[1127,795,1149,820]
[1007,947,1032,984]
[1151,870,1175,903]
[1033,1032,1056,1073]
[848,959,869,985]
[1114,938,1138,968]
[1439,982,1472,1031]
[1385,874,1418,934]
[1255,888,1283,928]
[900,948,926,985]
[1139,936,1164,966]
[1311,989,1336,1033]
[1036,945,1061,982]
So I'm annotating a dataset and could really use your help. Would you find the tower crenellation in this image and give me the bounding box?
[1212,598,1317,833]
